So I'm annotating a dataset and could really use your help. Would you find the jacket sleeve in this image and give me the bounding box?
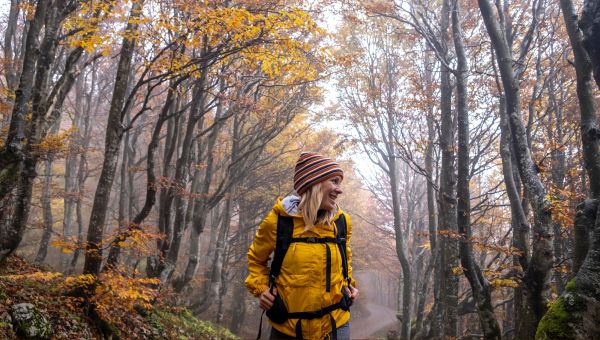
[245,209,278,297]
[345,212,357,288]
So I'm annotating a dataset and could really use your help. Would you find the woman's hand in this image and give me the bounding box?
[259,287,277,310]
[344,286,359,302]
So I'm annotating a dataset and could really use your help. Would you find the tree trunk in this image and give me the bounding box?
[2,0,47,160]
[420,51,441,340]
[35,159,54,264]
[479,0,554,337]
[229,278,248,333]
[3,0,21,92]
[537,199,600,339]
[170,74,227,290]
[214,198,232,324]
[437,0,459,336]
[70,148,88,273]
[215,262,229,325]
[0,0,49,261]
[561,0,600,276]
[561,0,600,199]
[452,1,501,337]
[579,0,600,89]
[500,96,531,338]
[378,54,413,338]
[548,77,567,293]
[390,159,412,340]
[83,0,145,275]
[62,73,86,270]
[1,0,82,257]
[229,200,251,333]
[148,92,180,278]
[69,67,96,274]
[107,79,182,270]
[536,2,600,338]
[162,77,208,282]
[573,199,597,274]
[104,129,130,270]
[413,254,434,338]
[35,120,61,263]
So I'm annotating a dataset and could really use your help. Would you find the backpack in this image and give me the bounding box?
[257,214,352,340]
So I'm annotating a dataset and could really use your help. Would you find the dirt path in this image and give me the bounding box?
[349,301,396,339]
[349,271,397,339]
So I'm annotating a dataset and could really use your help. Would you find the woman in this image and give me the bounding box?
[246,152,359,340]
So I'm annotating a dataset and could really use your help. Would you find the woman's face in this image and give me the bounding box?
[319,176,343,211]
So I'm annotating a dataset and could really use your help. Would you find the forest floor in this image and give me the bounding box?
[0,255,238,339]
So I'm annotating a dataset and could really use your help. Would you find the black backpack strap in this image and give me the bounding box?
[330,314,338,340]
[295,314,338,340]
[289,236,343,244]
[335,213,351,285]
[287,301,346,319]
[325,244,332,292]
[269,215,294,286]
[295,320,303,338]
[256,310,265,340]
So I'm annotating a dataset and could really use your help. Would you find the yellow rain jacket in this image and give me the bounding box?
[245,197,355,339]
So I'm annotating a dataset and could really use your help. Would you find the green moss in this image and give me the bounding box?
[147,312,165,337]
[22,279,41,289]
[0,320,16,340]
[148,308,238,340]
[536,298,574,339]
[565,279,577,292]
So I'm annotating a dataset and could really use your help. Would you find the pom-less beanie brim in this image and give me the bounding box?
[293,152,343,195]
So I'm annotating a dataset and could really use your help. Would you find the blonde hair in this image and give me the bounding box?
[298,182,336,231]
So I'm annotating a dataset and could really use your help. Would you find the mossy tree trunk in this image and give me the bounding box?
[479,0,554,337]
[537,1,600,338]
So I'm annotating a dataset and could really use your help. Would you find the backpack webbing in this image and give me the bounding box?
[268,214,350,288]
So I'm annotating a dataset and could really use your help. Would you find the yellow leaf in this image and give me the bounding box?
[418,241,431,250]
[452,266,464,275]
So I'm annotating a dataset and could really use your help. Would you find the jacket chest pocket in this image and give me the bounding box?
[279,243,322,288]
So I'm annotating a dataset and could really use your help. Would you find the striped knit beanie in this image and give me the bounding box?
[293,152,344,195]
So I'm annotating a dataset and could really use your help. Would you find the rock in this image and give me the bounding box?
[9,303,52,339]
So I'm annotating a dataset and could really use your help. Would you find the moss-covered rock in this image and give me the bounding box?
[10,303,53,339]
[148,308,238,340]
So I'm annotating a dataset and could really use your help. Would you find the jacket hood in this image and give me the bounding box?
[273,195,343,220]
